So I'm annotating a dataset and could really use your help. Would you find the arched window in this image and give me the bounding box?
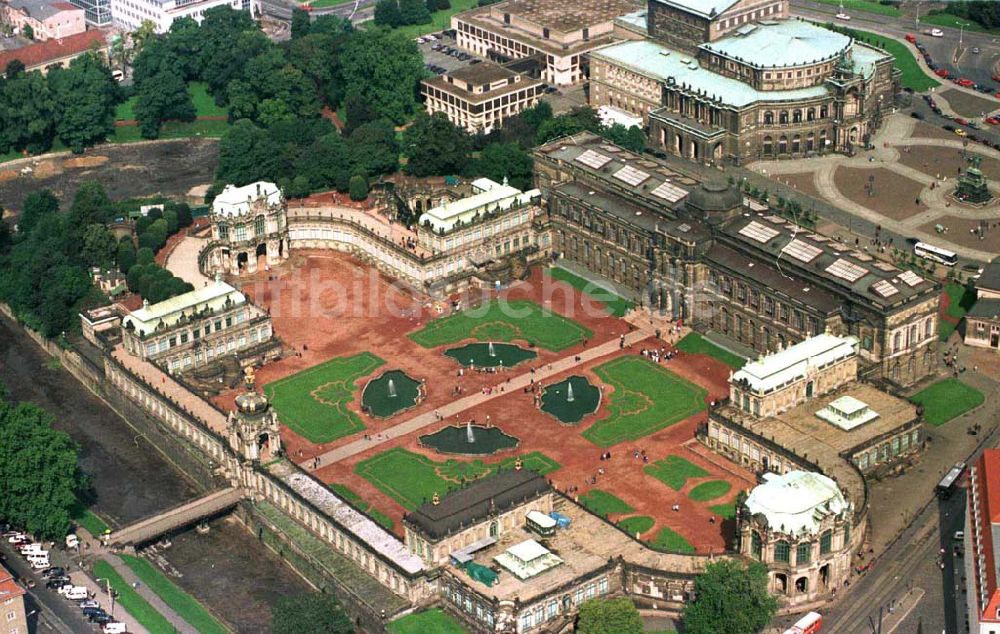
[796,541,811,565]
[924,317,933,339]
[254,215,266,237]
[806,133,815,152]
[774,540,790,563]
[779,111,788,124]
[893,331,902,352]
[778,136,788,154]
[820,105,829,118]
[752,531,763,559]
[807,107,815,121]
[218,222,229,240]
[763,136,773,155]
[820,530,833,554]
[792,109,802,123]
[764,111,774,124]
[792,135,801,153]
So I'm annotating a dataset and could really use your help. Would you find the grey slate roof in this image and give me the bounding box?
[976,259,1000,294]
[406,469,550,541]
[966,298,1000,321]
[9,0,77,20]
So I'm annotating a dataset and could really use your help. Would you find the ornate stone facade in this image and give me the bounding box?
[207,181,289,276]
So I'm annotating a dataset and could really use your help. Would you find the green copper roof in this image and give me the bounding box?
[701,20,850,68]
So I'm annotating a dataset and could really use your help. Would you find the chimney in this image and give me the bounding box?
[256,183,261,197]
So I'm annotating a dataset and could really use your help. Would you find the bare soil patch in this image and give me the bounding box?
[939,89,1000,119]
[63,155,109,168]
[832,166,929,221]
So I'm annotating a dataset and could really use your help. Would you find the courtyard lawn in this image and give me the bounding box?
[355,448,560,510]
[617,515,655,536]
[838,27,939,92]
[329,483,394,530]
[709,503,736,519]
[92,560,175,634]
[119,554,228,634]
[648,527,695,554]
[116,82,226,122]
[578,489,635,517]
[687,480,732,502]
[408,299,592,352]
[388,608,467,634]
[546,267,634,318]
[110,119,231,144]
[814,0,900,16]
[583,357,707,447]
[644,455,709,491]
[391,0,478,39]
[264,352,385,443]
[675,332,746,369]
[70,502,110,536]
[910,378,985,426]
[940,282,977,341]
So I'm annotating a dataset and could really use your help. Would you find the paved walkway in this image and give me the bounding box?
[164,235,212,288]
[748,112,1000,262]
[307,328,652,469]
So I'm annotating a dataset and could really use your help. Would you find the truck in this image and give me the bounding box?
[784,611,822,634]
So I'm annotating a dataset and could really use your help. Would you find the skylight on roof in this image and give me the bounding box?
[826,258,868,283]
[575,149,611,169]
[650,180,687,202]
[871,279,899,298]
[782,238,823,263]
[614,165,650,186]
[898,270,924,287]
[739,221,780,244]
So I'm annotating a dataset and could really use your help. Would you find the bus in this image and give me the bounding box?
[937,462,967,497]
[915,242,958,267]
[783,611,822,634]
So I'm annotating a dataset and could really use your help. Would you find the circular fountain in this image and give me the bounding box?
[540,376,601,424]
[419,424,519,455]
[444,342,537,368]
[361,370,421,418]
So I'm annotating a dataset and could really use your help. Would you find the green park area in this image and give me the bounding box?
[578,489,634,517]
[814,0,900,16]
[940,283,977,341]
[70,502,110,536]
[115,82,226,121]
[910,378,985,426]
[644,455,709,491]
[649,526,695,554]
[688,480,732,502]
[119,555,228,634]
[388,608,468,634]
[709,503,736,519]
[921,12,999,34]
[112,82,230,142]
[355,447,560,509]
[264,352,385,443]
[675,332,746,369]
[617,515,654,536]
[329,483,395,530]
[392,0,478,38]
[93,560,176,634]
[583,357,707,447]
[836,27,939,92]
[547,267,634,318]
[409,299,592,352]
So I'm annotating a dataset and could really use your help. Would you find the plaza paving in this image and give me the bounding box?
[750,112,1000,262]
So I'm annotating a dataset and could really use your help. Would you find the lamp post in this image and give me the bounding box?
[958,22,970,52]
[94,578,115,617]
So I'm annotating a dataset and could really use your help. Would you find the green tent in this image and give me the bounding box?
[463,562,499,587]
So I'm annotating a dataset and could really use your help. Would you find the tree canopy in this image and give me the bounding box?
[341,28,425,125]
[682,559,778,634]
[576,597,643,634]
[402,112,472,177]
[270,594,353,634]
[0,391,86,539]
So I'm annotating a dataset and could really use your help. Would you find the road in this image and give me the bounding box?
[0,542,97,634]
[791,0,1000,90]
[260,0,374,22]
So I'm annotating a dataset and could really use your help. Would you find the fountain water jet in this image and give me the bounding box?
[387,378,397,398]
[567,383,575,402]
[488,341,496,357]
[467,420,475,443]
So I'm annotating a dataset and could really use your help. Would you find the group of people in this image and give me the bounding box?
[640,346,676,365]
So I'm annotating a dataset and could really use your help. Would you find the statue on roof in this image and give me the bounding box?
[835,48,855,77]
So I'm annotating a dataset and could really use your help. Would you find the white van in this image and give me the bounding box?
[19,543,44,555]
[65,534,79,549]
[27,554,49,569]
[103,622,128,633]
[64,586,89,601]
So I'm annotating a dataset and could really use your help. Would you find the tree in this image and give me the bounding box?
[80,224,117,269]
[48,53,117,152]
[348,173,369,200]
[0,396,86,539]
[473,142,533,190]
[270,594,353,634]
[216,119,282,186]
[0,68,57,154]
[347,119,399,176]
[576,597,643,634]
[297,132,351,191]
[163,208,179,234]
[398,0,431,24]
[291,8,312,39]
[17,190,59,235]
[116,240,137,273]
[402,112,471,177]
[131,20,158,54]
[69,181,111,229]
[136,246,155,265]
[175,203,193,228]
[374,0,402,27]
[342,92,378,136]
[601,123,646,153]
[134,69,196,139]
[341,29,425,125]
[682,560,778,634]
[22,24,34,40]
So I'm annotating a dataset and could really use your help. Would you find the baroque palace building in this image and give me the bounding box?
[586,0,898,163]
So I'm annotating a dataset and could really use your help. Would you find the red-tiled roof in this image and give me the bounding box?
[0,567,26,601]
[52,2,81,10]
[0,29,105,71]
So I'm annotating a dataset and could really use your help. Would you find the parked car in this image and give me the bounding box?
[45,578,70,590]
[41,567,65,579]
[905,34,917,43]
[82,607,105,617]
[90,613,112,625]
[956,78,975,88]
[79,599,100,610]
[955,117,969,125]
[955,128,968,137]
[4,532,27,543]
[935,68,949,78]
[985,116,999,125]
[930,28,944,37]
[973,47,981,54]
[103,622,128,634]
[968,121,982,130]
[835,12,850,20]
[943,124,956,131]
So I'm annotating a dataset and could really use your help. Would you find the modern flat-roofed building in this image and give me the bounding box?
[120,275,276,373]
[0,29,106,73]
[65,0,108,26]
[2,0,85,40]
[421,62,543,133]
[967,449,1000,634]
[112,0,253,32]
[588,0,898,163]
[452,0,643,86]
